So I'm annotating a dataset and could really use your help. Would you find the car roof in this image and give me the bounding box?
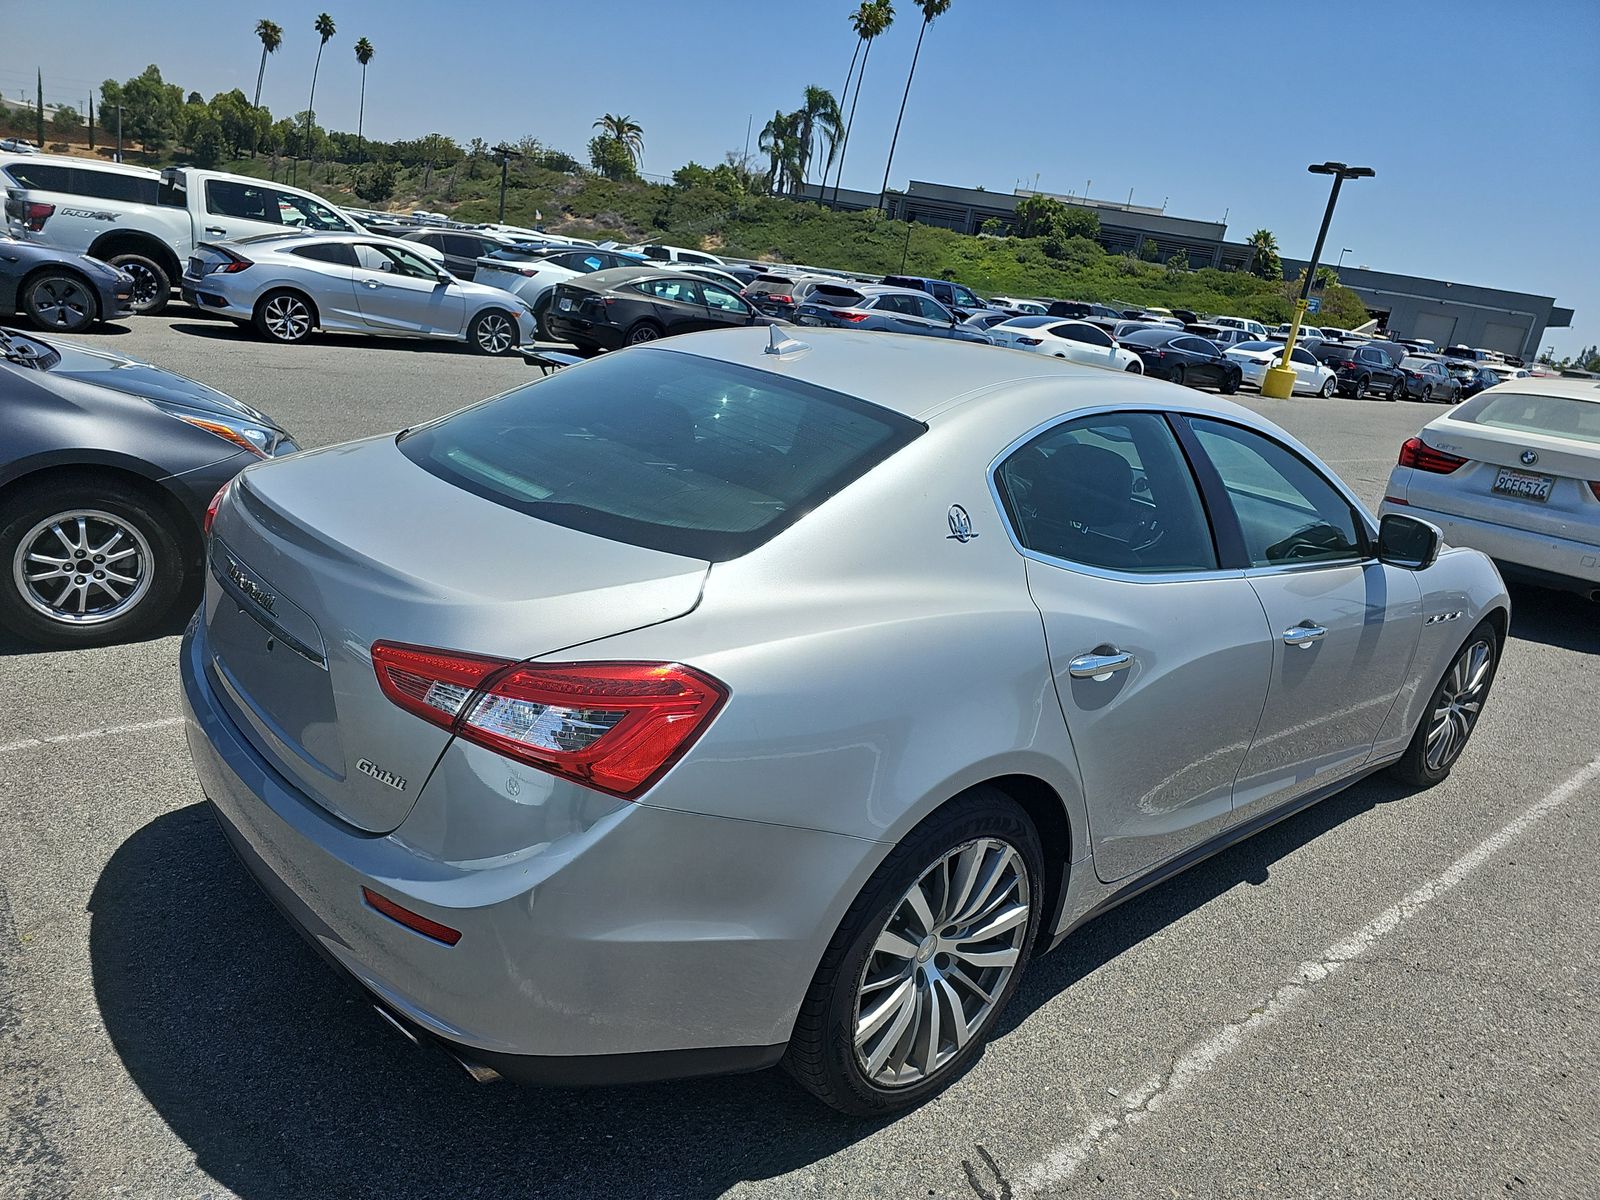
[0,151,161,179]
[564,265,704,289]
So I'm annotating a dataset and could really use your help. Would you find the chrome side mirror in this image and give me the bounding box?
[1378,512,1442,571]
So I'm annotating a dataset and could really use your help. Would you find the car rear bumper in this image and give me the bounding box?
[182,282,252,318]
[545,313,624,349]
[180,619,868,1081]
[1379,494,1600,587]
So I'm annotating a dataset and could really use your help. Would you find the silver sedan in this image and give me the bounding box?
[181,232,536,354]
[182,328,1508,1115]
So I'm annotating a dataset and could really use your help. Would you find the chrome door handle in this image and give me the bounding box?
[362,279,383,288]
[204,226,226,235]
[1068,650,1134,680]
[1282,623,1328,648]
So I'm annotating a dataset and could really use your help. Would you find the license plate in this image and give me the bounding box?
[1491,467,1554,502]
[558,297,572,311]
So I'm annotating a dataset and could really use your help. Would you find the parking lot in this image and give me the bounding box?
[3,317,1597,1200]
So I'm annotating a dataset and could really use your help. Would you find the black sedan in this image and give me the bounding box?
[1397,356,1462,403]
[1449,363,1500,400]
[2,234,135,334]
[1119,328,1242,392]
[545,266,775,352]
[0,326,296,646]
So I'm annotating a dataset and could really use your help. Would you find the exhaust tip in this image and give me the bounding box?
[371,1003,502,1084]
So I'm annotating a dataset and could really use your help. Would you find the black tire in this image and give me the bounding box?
[105,252,170,316]
[0,476,187,648]
[1170,364,1187,387]
[468,308,518,355]
[1354,374,1371,398]
[1421,385,1433,403]
[1219,369,1240,395]
[532,294,555,341]
[22,269,99,333]
[1320,376,1336,398]
[784,787,1045,1116]
[1124,360,1142,374]
[624,319,663,347]
[1389,378,1405,402]
[1389,620,1500,789]
[252,289,316,343]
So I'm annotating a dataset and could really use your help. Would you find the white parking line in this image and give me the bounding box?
[1019,755,1600,1195]
[0,716,183,756]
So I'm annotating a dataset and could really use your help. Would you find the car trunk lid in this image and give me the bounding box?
[1411,420,1600,543]
[203,435,709,833]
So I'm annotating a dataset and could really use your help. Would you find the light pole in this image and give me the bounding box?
[492,143,523,224]
[1262,163,1373,399]
[1335,247,1351,273]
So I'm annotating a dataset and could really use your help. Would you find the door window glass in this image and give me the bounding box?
[1291,347,1317,366]
[916,296,952,322]
[1189,419,1364,567]
[353,243,440,279]
[996,413,1217,573]
[3,163,72,192]
[1055,322,1112,347]
[951,285,981,310]
[71,168,159,203]
[291,241,359,266]
[638,277,702,304]
[701,284,750,314]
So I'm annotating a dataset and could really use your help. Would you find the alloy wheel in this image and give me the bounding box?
[853,837,1031,1088]
[476,313,515,354]
[31,276,94,328]
[12,510,152,626]
[263,295,311,341]
[123,263,162,308]
[1425,638,1493,771]
[628,324,660,345]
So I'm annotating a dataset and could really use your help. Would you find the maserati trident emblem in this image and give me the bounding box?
[947,504,978,542]
[1520,449,1539,466]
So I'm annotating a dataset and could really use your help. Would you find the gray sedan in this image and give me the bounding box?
[794,282,993,342]
[181,232,536,354]
[183,327,1508,1116]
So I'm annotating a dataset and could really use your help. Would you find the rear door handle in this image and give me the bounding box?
[204,226,226,235]
[1068,650,1134,680]
[1282,623,1328,648]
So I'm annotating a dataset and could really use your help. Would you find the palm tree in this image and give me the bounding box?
[1247,228,1282,279]
[878,0,951,210]
[252,19,283,109]
[353,37,375,159]
[592,113,644,168]
[758,110,805,195]
[830,0,894,203]
[303,12,336,171]
[794,86,841,190]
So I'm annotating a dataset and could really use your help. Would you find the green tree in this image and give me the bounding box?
[759,109,804,194]
[50,103,82,142]
[1015,193,1068,238]
[101,66,183,154]
[304,12,336,163]
[587,134,636,181]
[36,69,43,147]
[830,0,894,202]
[1058,206,1099,240]
[879,0,952,207]
[353,37,375,157]
[1247,228,1281,280]
[208,89,257,156]
[592,113,644,167]
[979,217,1005,236]
[182,100,226,167]
[1140,239,1160,262]
[1165,249,1190,277]
[794,85,841,189]
[353,161,398,204]
[253,18,283,108]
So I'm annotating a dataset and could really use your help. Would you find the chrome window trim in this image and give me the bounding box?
[986,402,1378,584]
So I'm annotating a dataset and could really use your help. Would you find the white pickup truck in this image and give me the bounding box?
[1,155,370,314]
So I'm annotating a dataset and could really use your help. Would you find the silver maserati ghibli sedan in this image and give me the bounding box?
[182,327,1509,1115]
[181,232,536,354]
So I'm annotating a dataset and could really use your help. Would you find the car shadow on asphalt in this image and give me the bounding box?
[89,804,882,1200]
[168,321,486,355]
[0,602,194,658]
[1503,582,1600,654]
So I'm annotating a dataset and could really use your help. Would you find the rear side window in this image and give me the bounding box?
[5,163,73,192]
[291,242,359,266]
[398,349,924,560]
[71,169,159,203]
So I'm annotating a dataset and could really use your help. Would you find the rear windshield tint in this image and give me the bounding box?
[1453,392,1600,446]
[398,348,924,560]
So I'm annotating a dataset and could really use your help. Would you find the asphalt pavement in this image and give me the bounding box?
[2,315,1597,1199]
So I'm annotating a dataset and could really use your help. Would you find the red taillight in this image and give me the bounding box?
[203,480,231,535]
[831,310,870,322]
[21,201,55,232]
[1588,482,1600,502]
[769,294,793,304]
[371,642,728,800]
[512,267,540,277]
[1398,436,1467,474]
[1015,336,1043,346]
[361,888,462,945]
[1340,359,1357,369]
[216,257,253,273]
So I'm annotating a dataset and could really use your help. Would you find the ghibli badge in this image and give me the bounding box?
[356,758,408,791]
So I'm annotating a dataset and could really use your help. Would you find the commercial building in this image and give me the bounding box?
[797,180,1572,360]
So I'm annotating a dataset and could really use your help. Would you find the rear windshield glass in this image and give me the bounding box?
[1453,392,1600,446]
[398,348,924,560]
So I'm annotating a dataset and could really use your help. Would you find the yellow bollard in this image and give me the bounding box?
[1261,298,1309,399]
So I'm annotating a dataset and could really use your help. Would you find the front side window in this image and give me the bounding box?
[996,412,1217,574]
[702,283,749,314]
[398,348,923,560]
[1188,418,1364,567]
[353,243,439,279]
[916,296,952,322]
[952,285,981,309]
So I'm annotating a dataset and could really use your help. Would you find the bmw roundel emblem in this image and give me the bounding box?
[1520,449,1539,466]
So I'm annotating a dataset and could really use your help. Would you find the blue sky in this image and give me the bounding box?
[7,0,1598,354]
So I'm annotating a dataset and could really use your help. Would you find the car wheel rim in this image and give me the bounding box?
[629,326,659,344]
[477,314,514,353]
[264,296,309,340]
[122,263,161,307]
[33,277,92,326]
[853,837,1030,1089]
[1425,639,1493,771]
[12,510,153,626]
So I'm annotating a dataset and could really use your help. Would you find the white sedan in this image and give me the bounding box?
[988,317,1142,373]
[1225,340,1337,396]
[1379,377,1600,598]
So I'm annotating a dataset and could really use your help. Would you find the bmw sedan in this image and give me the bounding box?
[2,233,135,334]
[1119,327,1243,392]
[182,233,536,355]
[1,325,295,646]
[183,328,1507,1116]
[1380,376,1599,598]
